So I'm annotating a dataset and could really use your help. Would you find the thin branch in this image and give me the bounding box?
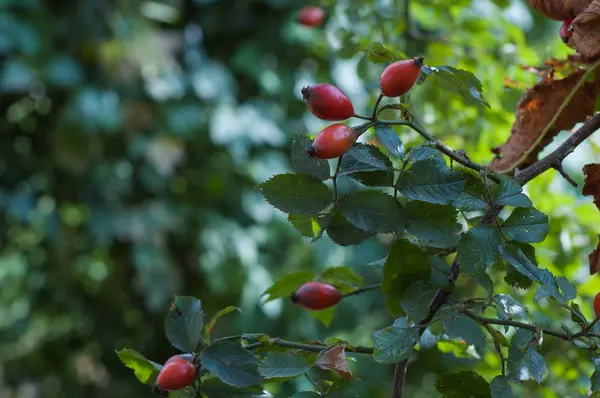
[353,113,373,121]
[372,94,384,120]
[244,337,374,354]
[342,283,381,298]
[332,154,344,203]
[553,161,578,187]
[483,169,508,242]
[589,317,600,332]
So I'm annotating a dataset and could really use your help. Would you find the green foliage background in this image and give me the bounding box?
[1,0,600,397]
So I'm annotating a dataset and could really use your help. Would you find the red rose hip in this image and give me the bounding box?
[164,354,194,367]
[594,292,600,318]
[157,356,197,391]
[302,84,355,121]
[298,6,326,27]
[307,124,356,159]
[379,57,424,97]
[559,19,574,44]
[291,281,342,310]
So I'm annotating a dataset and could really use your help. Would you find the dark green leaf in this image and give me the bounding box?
[501,208,550,243]
[508,344,546,384]
[373,325,419,363]
[116,348,162,385]
[321,266,363,293]
[326,211,373,246]
[375,125,404,158]
[591,358,600,391]
[405,202,461,249]
[452,170,489,212]
[201,343,261,387]
[443,315,487,349]
[288,213,332,241]
[169,387,196,398]
[556,276,576,301]
[291,134,330,181]
[165,296,205,352]
[400,280,436,322]
[504,266,533,290]
[337,190,407,233]
[262,271,315,303]
[457,225,504,292]
[258,174,331,215]
[494,294,526,320]
[205,306,240,343]
[431,66,490,108]
[493,177,532,208]
[490,376,513,398]
[327,379,381,398]
[407,146,445,166]
[339,144,392,176]
[381,240,431,316]
[290,393,322,398]
[258,352,311,378]
[396,159,466,204]
[199,379,265,398]
[435,370,491,398]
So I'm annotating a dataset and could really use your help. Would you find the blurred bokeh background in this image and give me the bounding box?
[2,0,600,397]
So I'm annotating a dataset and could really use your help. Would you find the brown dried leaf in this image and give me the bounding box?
[571,1,600,58]
[489,68,600,173]
[565,0,595,15]
[315,345,353,380]
[590,238,600,275]
[527,0,574,20]
[583,163,600,209]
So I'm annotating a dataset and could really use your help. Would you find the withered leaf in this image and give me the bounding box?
[589,238,600,275]
[315,345,353,380]
[526,0,575,20]
[571,0,600,58]
[489,68,600,173]
[583,163,600,209]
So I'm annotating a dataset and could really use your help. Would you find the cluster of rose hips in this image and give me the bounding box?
[302,57,424,159]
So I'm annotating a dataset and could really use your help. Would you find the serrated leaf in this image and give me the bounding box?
[435,370,491,398]
[381,240,431,316]
[315,345,352,380]
[205,306,240,343]
[431,66,490,108]
[116,349,162,385]
[201,343,261,387]
[407,146,445,166]
[339,144,392,176]
[262,271,315,303]
[494,294,526,320]
[508,345,546,384]
[364,41,407,64]
[321,266,363,293]
[457,225,504,292]
[337,190,407,233]
[258,174,331,215]
[490,376,513,398]
[288,213,332,241]
[375,125,404,158]
[165,296,205,352]
[326,211,373,246]
[500,208,549,243]
[396,159,466,204]
[493,177,532,208]
[557,276,577,301]
[504,266,533,290]
[452,170,489,211]
[405,202,461,249]
[258,352,311,379]
[443,315,487,349]
[373,325,419,363]
[291,134,330,181]
[399,280,436,322]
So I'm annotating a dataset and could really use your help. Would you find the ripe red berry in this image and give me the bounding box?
[157,356,197,391]
[291,281,342,310]
[302,84,355,121]
[594,292,600,318]
[298,6,326,27]
[307,124,356,159]
[164,354,194,367]
[559,19,574,44]
[379,57,424,97]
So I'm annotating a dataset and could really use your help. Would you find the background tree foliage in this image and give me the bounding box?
[1,0,600,397]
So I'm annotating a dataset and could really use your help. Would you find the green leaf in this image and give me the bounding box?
[500,208,549,243]
[509,345,546,384]
[373,325,419,363]
[396,159,466,204]
[504,266,533,290]
[290,393,322,398]
[375,125,404,158]
[288,213,332,242]
[407,146,445,166]
[591,358,600,391]
[165,296,205,352]
[452,173,489,211]
[258,174,331,215]
[435,370,491,398]
[494,294,526,320]
[116,348,162,385]
[492,177,532,208]
[405,202,461,249]
[399,280,436,323]
[430,66,490,108]
[457,225,504,292]
[381,240,431,316]
[326,211,373,246]
[169,387,196,398]
[201,343,261,387]
[327,379,381,398]
[262,271,315,303]
[291,134,330,181]
[337,190,408,233]
[310,307,335,327]
[443,315,487,349]
[339,144,392,175]
[258,352,311,378]
[205,306,240,343]
[321,265,364,294]
[490,376,513,398]
[556,276,577,301]
[199,379,265,398]
[363,41,407,64]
